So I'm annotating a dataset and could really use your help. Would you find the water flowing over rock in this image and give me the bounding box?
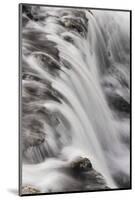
[20,4,130,194]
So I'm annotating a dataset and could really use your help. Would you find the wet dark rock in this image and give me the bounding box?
[107,94,130,114]
[23,30,59,60]
[22,81,61,103]
[33,53,61,76]
[88,10,94,16]
[22,73,41,82]
[60,58,72,69]
[22,116,45,149]
[82,170,110,190]
[70,157,92,172]
[60,17,87,37]
[22,5,32,16]
[22,104,62,163]
[22,5,45,22]
[63,157,110,190]
[108,65,130,88]
[63,35,74,44]
[58,9,88,38]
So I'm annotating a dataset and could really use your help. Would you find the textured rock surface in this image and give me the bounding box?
[22,185,40,194]
[69,157,109,190]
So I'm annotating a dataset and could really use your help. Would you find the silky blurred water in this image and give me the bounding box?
[21,6,130,193]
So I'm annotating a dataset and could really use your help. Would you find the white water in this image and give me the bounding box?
[21,6,130,193]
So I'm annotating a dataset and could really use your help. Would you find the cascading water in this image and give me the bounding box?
[21,5,130,194]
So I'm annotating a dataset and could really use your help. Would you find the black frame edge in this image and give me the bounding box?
[19,3,131,12]
[19,3,22,197]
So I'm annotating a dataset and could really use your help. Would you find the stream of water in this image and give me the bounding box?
[21,6,130,193]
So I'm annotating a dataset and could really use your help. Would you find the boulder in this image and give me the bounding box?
[70,157,92,172]
[69,157,109,190]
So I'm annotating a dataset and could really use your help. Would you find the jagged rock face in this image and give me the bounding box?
[20,4,130,194]
[69,157,109,190]
[70,157,92,172]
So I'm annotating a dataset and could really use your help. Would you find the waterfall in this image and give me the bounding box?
[21,5,130,193]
